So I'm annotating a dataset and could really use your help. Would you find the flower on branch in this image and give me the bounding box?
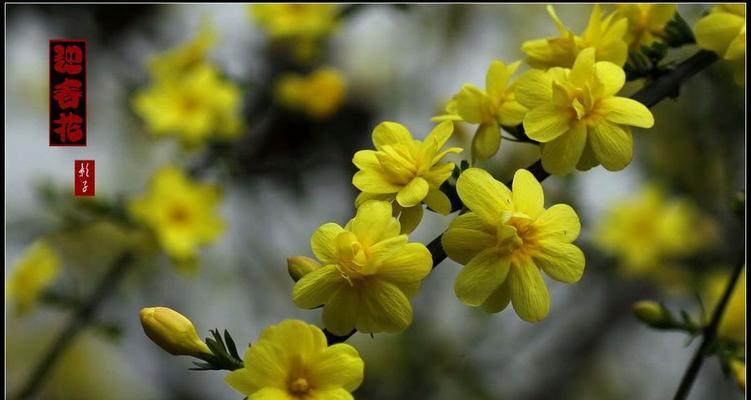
[516,47,654,175]
[225,319,364,400]
[443,168,584,322]
[292,200,432,335]
[353,121,462,233]
[694,4,746,84]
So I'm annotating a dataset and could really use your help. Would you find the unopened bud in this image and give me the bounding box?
[632,301,672,329]
[139,306,211,357]
[288,256,321,281]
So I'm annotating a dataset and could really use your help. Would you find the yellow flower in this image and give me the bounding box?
[249,4,338,41]
[695,4,746,84]
[132,63,243,148]
[128,166,224,268]
[594,185,716,277]
[442,168,584,322]
[148,19,216,78]
[617,4,677,49]
[433,60,528,160]
[226,320,364,400]
[275,68,347,119]
[6,241,61,314]
[704,267,746,344]
[352,121,462,233]
[139,307,211,357]
[292,200,432,335]
[516,47,654,175]
[522,5,629,69]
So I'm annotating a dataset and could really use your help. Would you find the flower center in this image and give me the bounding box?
[289,377,310,395]
[497,213,537,260]
[335,231,375,283]
[168,205,191,225]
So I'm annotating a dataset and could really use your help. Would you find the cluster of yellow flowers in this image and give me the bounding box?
[132,23,243,148]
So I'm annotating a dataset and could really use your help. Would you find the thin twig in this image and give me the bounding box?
[15,252,135,400]
[672,260,745,400]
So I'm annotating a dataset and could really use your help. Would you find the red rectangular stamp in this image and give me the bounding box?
[50,39,87,146]
[74,160,95,196]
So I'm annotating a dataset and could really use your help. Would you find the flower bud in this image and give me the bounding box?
[632,300,672,329]
[288,256,321,282]
[140,306,211,357]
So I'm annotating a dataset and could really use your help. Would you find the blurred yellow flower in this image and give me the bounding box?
[522,5,629,69]
[292,200,432,335]
[128,166,224,269]
[617,4,677,49]
[443,168,584,322]
[148,20,216,78]
[6,241,61,314]
[139,307,211,357]
[433,60,528,160]
[594,185,717,277]
[695,4,746,84]
[250,4,338,41]
[353,121,462,233]
[249,4,339,62]
[132,63,243,148]
[704,267,746,344]
[516,47,654,175]
[275,68,347,119]
[225,320,364,399]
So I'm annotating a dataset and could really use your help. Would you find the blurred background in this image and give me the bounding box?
[5,4,745,400]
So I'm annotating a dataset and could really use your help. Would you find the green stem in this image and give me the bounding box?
[15,252,134,400]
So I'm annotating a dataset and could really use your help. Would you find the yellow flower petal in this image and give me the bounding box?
[725,30,745,60]
[455,84,490,123]
[454,249,510,306]
[354,192,392,207]
[378,242,432,283]
[372,121,413,151]
[497,99,528,126]
[322,285,360,336]
[570,47,596,86]
[352,150,380,170]
[310,344,364,391]
[533,203,581,243]
[292,264,341,309]
[508,259,551,322]
[486,60,511,99]
[533,240,585,283]
[456,168,513,224]
[594,61,625,97]
[424,188,452,215]
[357,279,412,333]
[515,70,553,109]
[352,171,401,194]
[540,122,587,176]
[472,122,501,160]
[422,163,455,187]
[481,281,511,313]
[598,97,654,128]
[349,200,401,247]
[695,12,745,56]
[424,121,454,150]
[311,223,345,263]
[576,137,599,171]
[512,169,545,219]
[310,388,356,400]
[398,205,423,234]
[523,104,572,143]
[442,227,497,266]
[396,177,429,207]
[368,235,409,267]
[589,121,633,171]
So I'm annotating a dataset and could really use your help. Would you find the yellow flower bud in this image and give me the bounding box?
[139,307,211,357]
[632,300,671,328]
[287,256,321,282]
